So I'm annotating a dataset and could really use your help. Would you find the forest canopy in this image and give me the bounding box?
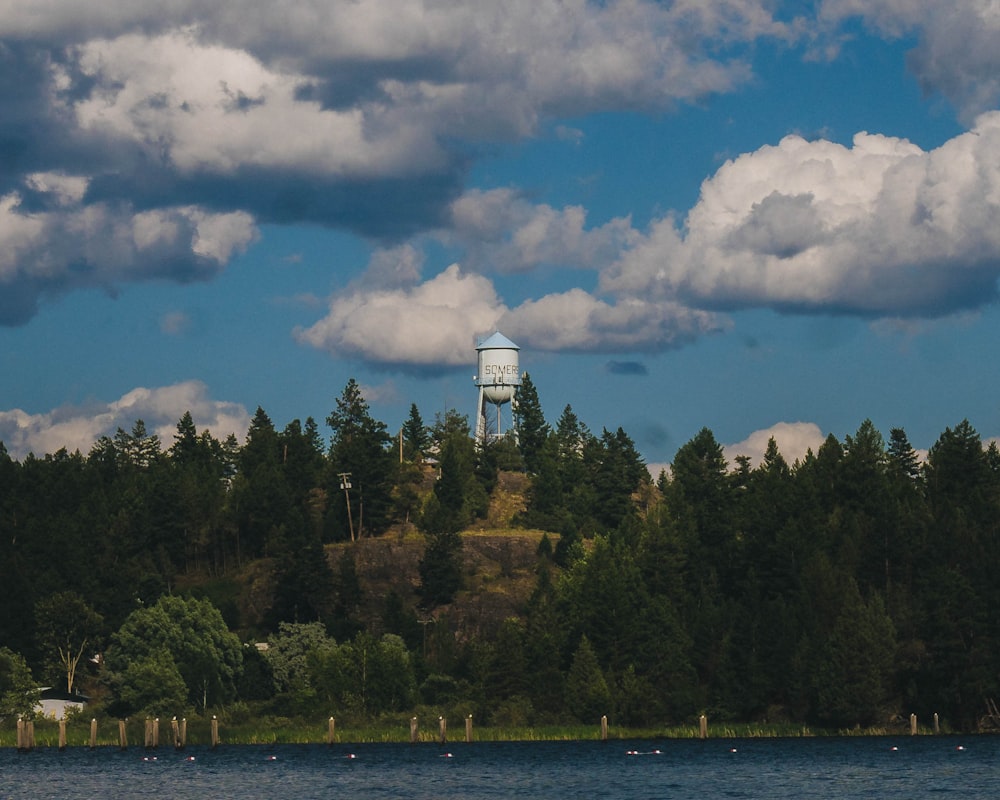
[2,380,999,732]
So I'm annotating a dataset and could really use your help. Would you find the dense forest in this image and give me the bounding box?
[2,373,1000,733]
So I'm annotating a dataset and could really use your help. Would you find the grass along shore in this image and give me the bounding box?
[2,715,953,749]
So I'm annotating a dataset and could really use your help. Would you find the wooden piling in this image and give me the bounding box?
[439,716,447,745]
[410,716,418,743]
[59,719,67,751]
[15,718,35,752]
[699,714,708,739]
[910,713,917,735]
[172,717,184,749]
[210,716,219,749]
[465,715,473,743]
[933,713,940,734]
[118,719,128,750]
[327,717,336,745]
[89,718,97,750]
[600,715,608,741]
[180,718,186,748]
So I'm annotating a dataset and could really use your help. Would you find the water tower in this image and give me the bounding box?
[474,331,520,445]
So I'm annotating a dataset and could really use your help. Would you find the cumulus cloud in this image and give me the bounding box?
[296,248,726,367]
[820,0,1000,120]
[294,263,506,368]
[299,104,1000,368]
[606,114,1000,317]
[0,175,257,324]
[0,380,251,460]
[0,0,797,323]
[446,188,639,274]
[500,290,724,353]
[723,421,827,468]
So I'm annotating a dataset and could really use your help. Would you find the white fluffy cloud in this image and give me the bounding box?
[0,0,800,324]
[0,380,251,460]
[296,245,726,365]
[0,174,257,321]
[67,29,447,178]
[297,106,1000,367]
[723,421,827,468]
[606,113,1000,316]
[295,263,506,367]
[500,290,724,353]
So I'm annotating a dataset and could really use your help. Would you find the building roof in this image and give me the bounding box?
[476,331,519,351]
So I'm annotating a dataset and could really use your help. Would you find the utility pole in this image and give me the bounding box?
[338,472,355,541]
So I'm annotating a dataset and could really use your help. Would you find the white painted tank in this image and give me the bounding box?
[475,331,520,403]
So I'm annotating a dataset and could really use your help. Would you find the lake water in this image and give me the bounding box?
[1,736,997,799]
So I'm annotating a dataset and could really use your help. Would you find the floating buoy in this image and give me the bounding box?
[266,755,278,761]
[345,753,356,759]
[186,756,196,761]
[956,746,966,751]
[729,748,738,753]
[440,752,453,758]
[890,746,898,751]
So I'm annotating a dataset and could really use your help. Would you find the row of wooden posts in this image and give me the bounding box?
[16,715,221,752]
[15,712,943,751]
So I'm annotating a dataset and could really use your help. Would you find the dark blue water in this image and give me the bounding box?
[1,736,997,799]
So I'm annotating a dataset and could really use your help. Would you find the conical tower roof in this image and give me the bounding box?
[476,331,519,351]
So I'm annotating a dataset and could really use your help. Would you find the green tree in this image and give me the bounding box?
[514,371,549,473]
[0,647,38,720]
[326,379,396,539]
[265,621,335,694]
[105,595,243,712]
[815,583,897,727]
[169,412,230,573]
[665,428,735,585]
[401,403,430,463]
[116,648,189,716]
[564,635,612,723]
[231,407,290,561]
[266,510,336,627]
[34,591,104,695]
[418,429,470,607]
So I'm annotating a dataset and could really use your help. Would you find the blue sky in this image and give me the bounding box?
[2,1,1000,473]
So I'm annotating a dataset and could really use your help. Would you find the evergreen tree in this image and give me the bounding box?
[231,407,290,560]
[815,583,897,727]
[326,379,396,539]
[666,428,736,586]
[401,403,429,462]
[564,635,612,723]
[514,371,549,473]
[887,427,921,482]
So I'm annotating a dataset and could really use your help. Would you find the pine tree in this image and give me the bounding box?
[326,379,396,539]
[514,372,549,473]
[401,403,429,462]
[564,635,612,723]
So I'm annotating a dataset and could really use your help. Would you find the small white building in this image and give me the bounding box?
[36,688,88,720]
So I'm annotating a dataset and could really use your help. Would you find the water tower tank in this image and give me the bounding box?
[476,331,520,402]
[474,331,520,443]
